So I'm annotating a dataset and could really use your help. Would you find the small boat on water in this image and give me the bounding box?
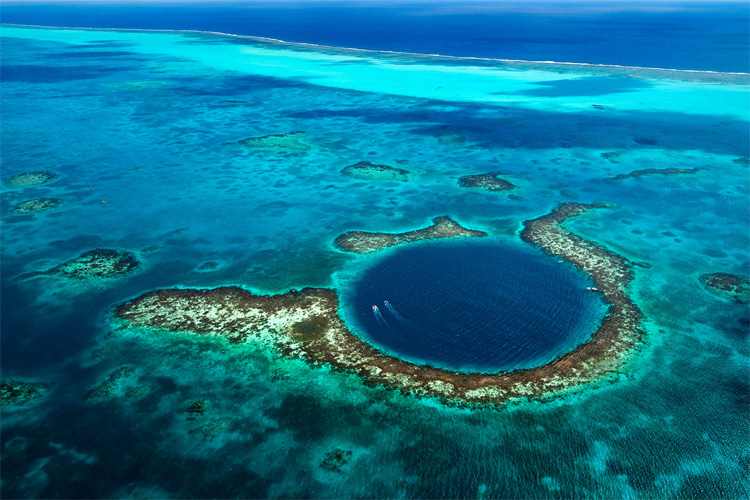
[586,287,599,291]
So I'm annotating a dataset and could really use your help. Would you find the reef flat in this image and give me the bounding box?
[700,273,750,304]
[457,172,516,191]
[334,216,487,254]
[341,161,411,181]
[228,131,310,151]
[3,171,57,188]
[606,167,703,182]
[1,380,47,406]
[12,197,63,214]
[116,203,642,405]
[18,249,141,281]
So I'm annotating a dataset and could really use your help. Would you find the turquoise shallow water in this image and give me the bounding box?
[1,24,749,499]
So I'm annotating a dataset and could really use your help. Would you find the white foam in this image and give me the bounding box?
[3,22,749,78]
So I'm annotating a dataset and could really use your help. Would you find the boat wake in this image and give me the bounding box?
[384,300,410,324]
[372,305,389,327]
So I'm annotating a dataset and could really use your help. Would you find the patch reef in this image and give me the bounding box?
[334,216,487,254]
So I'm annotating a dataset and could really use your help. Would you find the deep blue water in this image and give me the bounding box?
[349,241,604,372]
[2,1,749,72]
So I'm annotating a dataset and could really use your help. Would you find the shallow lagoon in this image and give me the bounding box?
[1,22,748,499]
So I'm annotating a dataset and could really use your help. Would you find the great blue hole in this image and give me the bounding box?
[345,240,607,373]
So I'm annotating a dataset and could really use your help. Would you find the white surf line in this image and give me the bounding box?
[3,23,749,78]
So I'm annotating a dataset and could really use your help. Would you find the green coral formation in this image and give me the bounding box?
[341,161,411,181]
[18,249,141,281]
[321,448,352,472]
[185,400,209,415]
[1,380,46,406]
[85,366,136,400]
[3,171,58,188]
[700,273,750,304]
[12,197,64,214]
[230,131,310,151]
[457,172,516,192]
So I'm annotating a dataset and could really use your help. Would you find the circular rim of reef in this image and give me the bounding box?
[114,203,644,407]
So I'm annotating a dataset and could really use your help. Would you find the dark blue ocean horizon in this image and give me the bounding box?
[2,1,749,73]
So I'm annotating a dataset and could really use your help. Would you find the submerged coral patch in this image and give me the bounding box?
[700,273,750,304]
[115,204,643,406]
[321,448,352,472]
[3,170,58,188]
[85,366,136,400]
[435,133,466,145]
[12,197,63,214]
[633,137,659,146]
[185,399,209,415]
[195,261,221,272]
[457,172,516,191]
[228,131,310,151]
[334,216,487,254]
[18,248,141,281]
[1,380,47,406]
[600,151,627,162]
[606,167,703,182]
[341,161,411,181]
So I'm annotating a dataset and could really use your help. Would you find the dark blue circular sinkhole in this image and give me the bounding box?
[346,240,606,373]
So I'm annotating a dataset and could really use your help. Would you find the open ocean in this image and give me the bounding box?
[1,2,748,499]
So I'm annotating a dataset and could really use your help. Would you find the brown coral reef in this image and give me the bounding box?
[18,249,141,281]
[115,203,643,406]
[606,167,703,182]
[334,216,487,254]
[457,172,516,191]
[700,273,750,304]
[341,161,411,181]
